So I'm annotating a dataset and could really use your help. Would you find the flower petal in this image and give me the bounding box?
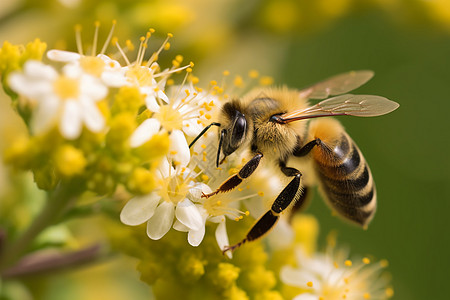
[130,118,161,147]
[175,199,202,231]
[80,95,105,132]
[146,201,174,240]
[280,266,315,288]
[168,130,190,167]
[31,96,59,134]
[293,294,319,300]
[188,226,205,247]
[215,220,232,259]
[47,50,81,62]
[173,220,189,232]
[60,100,82,139]
[120,193,160,226]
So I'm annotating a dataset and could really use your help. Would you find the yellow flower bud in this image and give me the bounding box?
[127,167,155,195]
[54,144,87,177]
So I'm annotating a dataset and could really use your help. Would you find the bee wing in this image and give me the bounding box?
[279,94,399,123]
[299,70,374,99]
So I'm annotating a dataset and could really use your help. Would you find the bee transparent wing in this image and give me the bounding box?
[299,70,374,99]
[279,94,399,123]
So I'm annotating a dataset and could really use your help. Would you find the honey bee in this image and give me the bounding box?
[190,71,399,253]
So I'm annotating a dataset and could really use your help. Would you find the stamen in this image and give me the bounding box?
[75,24,83,55]
[146,33,173,67]
[100,20,116,54]
[114,39,131,66]
[92,21,100,56]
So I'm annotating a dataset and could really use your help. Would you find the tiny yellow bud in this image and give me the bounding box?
[248,70,259,78]
[259,76,274,86]
[54,145,87,177]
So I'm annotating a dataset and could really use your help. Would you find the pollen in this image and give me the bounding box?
[380,259,389,268]
[307,281,313,287]
[362,257,371,264]
[201,174,209,181]
[385,287,394,298]
[363,293,371,299]
[164,42,171,50]
[344,260,352,267]
[223,70,230,76]
[248,70,259,78]
[233,75,243,87]
[201,144,206,149]
[80,56,106,77]
[258,191,264,197]
[334,262,339,269]
[259,76,274,86]
[53,76,80,100]
[210,80,217,86]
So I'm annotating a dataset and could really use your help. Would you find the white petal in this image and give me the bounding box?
[168,130,190,167]
[24,60,58,80]
[31,96,60,134]
[146,201,174,240]
[97,54,121,69]
[130,119,161,147]
[280,266,315,288]
[157,158,173,179]
[173,220,189,232]
[80,96,105,132]
[101,71,128,87]
[79,75,108,100]
[293,294,319,300]
[120,193,160,226]
[182,119,204,137]
[158,90,169,103]
[60,100,82,139]
[215,221,232,259]
[175,199,202,231]
[188,226,205,247]
[144,93,160,112]
[47,50,81,62]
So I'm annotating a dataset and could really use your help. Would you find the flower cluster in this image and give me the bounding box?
[0,22,393,300]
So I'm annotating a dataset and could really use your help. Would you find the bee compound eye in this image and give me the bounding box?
[232,114,247,142]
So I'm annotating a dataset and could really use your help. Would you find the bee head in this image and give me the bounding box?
[217,102,249,167]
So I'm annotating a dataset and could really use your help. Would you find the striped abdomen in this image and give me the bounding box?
[310,121,376,226]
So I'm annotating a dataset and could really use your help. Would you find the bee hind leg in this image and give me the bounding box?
[223,166,303,254]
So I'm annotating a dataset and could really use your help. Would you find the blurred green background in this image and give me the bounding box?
[1,0,449,299]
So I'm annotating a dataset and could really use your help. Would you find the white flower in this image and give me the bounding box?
[122,64,168,112]
[280,246,392,300]
[9,60,107,139]
[120,160,206,245]
[48,50,127,88]
[129,85,219,167]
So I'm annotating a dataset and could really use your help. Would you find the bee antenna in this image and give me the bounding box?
[189,122,221,148]
[216,129,226,168]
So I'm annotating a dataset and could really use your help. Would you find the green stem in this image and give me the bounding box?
[0,178,85,272]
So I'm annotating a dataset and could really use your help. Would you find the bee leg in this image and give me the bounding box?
[293,138,321,157]
[222,167,302,254]
[202,152,263,199]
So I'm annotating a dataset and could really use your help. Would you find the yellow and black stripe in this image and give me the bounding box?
[312,132,376,226]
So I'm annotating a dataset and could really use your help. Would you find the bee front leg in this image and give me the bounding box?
[222,166,303,254]
[202,152,263,199]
